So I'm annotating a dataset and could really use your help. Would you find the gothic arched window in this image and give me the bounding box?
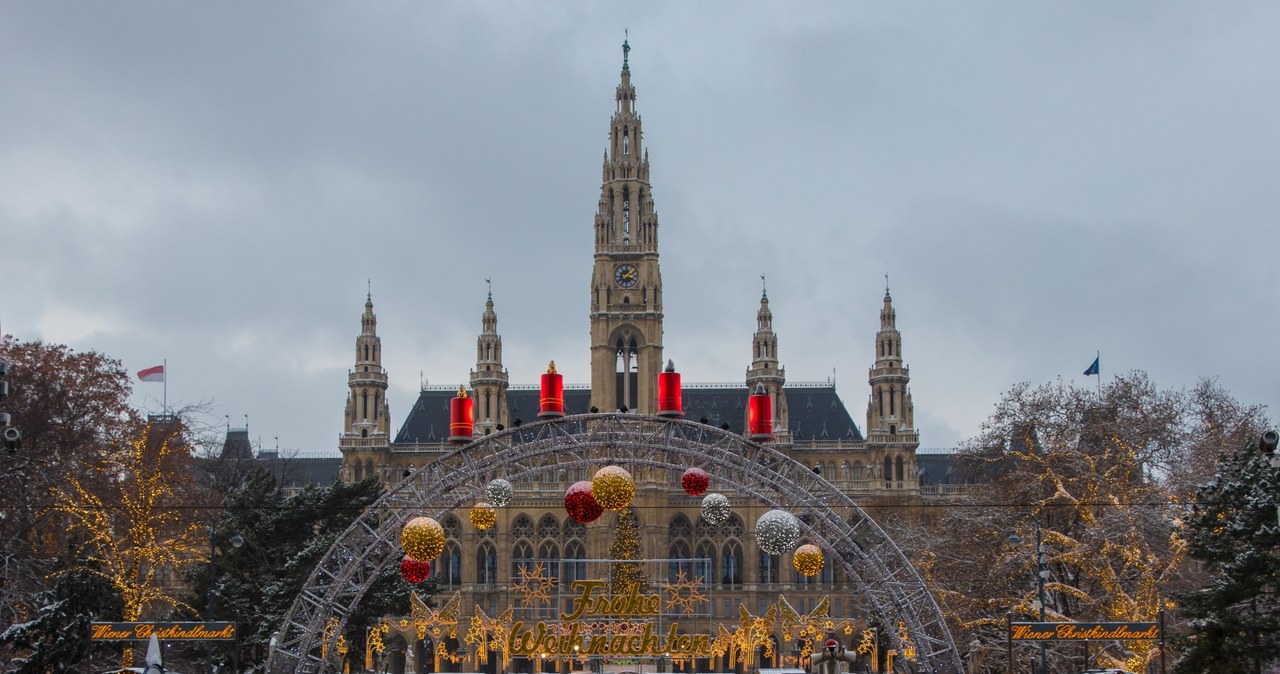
[537,514,560,540]
[538,541,560,580]
[477,542,497,584]
[622,190,631,235]
[895,456,905,482]
[758,550,777,584]
[513,541,534,575]
[440,542,462,585]
[695,540,716,583]
[512,514,534,540]
[884,456,893,484]
[564,540,586,585]
[668,540,691,582]
[721,541,743,586]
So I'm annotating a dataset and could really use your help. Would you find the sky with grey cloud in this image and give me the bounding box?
[3,2,1276,456]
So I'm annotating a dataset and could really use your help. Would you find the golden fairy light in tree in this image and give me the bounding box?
[608,507,648,594]
[49,421,208,622]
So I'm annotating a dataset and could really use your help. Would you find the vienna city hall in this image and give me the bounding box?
[317,42,960,674]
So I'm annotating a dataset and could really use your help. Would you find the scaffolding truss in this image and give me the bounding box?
[267,413,963,674]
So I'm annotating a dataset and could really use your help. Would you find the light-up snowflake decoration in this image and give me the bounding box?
[511,561,558,607]
[664,569,709,615]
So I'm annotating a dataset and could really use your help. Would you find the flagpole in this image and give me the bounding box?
[1095,350,1100,396]
[163,358,168,415]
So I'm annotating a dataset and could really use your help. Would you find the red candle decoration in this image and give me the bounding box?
[657,359,683,418]
[564,480,604,524]
[449,385,474,443]
[539,360,565,418]
[748,383,773,441]
[400,555,432,583]
[681,467,710,496]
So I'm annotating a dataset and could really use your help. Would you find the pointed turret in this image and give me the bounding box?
[470,285,510,434]
[866,281,919,489]
[340,291,392,481]
[745,280,789,442]
[590,37,665,415]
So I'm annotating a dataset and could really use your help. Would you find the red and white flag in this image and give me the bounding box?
[137,365,165,383]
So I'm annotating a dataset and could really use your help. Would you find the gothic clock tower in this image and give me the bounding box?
[589,39,664,414]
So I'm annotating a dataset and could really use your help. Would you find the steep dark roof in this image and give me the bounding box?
[916,449,959,485]
[257,455,342,488]
[221,429,254,460]
[394,383,862,444]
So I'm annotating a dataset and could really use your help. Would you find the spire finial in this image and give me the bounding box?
[485,277,492,301]
[884,273,891,298]
[622,30,630,70]
[367,278,372,303]
[760,274,767,298]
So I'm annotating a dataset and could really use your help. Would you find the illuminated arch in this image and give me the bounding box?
[268,413,962,674]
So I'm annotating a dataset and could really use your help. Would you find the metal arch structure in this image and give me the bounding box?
[268,414,963,674]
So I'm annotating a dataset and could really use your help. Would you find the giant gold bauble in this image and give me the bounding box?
[591,466,635,511]
[469,502,497,530]
[792,544,825,576]
[401,516,445,561]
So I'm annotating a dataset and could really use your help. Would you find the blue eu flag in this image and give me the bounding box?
[1083,356,1100,376]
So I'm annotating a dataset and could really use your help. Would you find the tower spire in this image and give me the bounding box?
[867,287,915,439]
[746,289,788,442]
[471,286,509,434]
[340,291,391,474]
[590,40,665,415]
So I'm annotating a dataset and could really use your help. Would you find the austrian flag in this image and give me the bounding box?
[137,365,166,383]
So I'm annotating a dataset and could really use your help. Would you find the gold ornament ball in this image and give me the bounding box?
[401,516,446,561]
[793,544,825,577]
[591,465,636,511]
[469,502,497,530]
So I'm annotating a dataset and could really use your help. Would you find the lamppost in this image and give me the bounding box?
[208,526,243,674]
[1008,518,1049,674]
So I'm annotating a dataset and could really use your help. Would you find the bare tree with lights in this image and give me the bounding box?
[894,372,1270,674]
[49,418,212,623]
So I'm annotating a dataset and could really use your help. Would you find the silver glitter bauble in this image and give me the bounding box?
[756,509,801,555]
[701,493,730,525]
[484,478,513,507]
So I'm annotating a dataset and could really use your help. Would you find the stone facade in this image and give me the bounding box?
[335,42,942,674]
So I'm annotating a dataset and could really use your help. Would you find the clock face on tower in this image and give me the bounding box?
[614,264,639,288]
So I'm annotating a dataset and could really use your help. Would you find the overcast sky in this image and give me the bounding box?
[2,2,1277,456]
